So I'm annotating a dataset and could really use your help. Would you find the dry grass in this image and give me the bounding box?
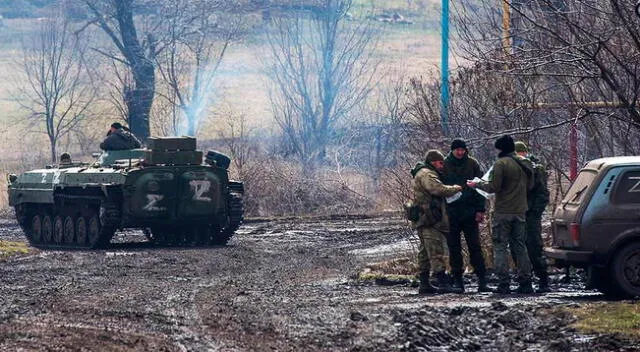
[357,257,418,283]
[238,156,376,217]
[363,257,418,275]
[572,303,640,339]
[0,240,34,261]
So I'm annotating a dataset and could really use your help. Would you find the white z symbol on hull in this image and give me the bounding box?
[190,180,212,202]
[143,194,166,211]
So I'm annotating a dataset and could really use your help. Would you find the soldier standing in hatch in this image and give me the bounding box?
[442,139,491,293]
[467,135,534,294]
[411,150,462,294]
[59,152,72,165]
[515,141,551,293]
[100,122,142,151]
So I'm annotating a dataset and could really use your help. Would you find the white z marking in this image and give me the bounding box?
[52,171,61,184]
[41,173,48,183]
[143,194,166,211]
[190,180,212,202]
[628,177,640,193]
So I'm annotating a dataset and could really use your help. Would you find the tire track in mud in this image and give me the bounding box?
[158,282,220,351]
[0,216,639,351]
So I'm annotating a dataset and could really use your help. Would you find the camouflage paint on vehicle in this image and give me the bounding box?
[8,137,244,249]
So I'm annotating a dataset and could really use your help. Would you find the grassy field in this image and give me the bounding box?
[0,240,34,261]
[572,303,640,339]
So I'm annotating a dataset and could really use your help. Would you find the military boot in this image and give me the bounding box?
[536,274,551,293]
[515,280,535,294]
[477,274,492,293]
[452,274,465,293]
[436,271,462,293]
[418,272,438,295]
[495,282,510,294]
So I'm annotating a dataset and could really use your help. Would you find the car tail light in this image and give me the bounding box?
[570,222,580,245]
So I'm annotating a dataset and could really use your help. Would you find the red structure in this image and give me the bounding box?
[569,123,578,181]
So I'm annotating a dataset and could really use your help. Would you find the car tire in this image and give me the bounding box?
[611,242,640,298]
[591,267,623,297]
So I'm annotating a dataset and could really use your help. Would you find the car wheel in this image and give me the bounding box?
[611,242,640,298]
[591,267,623,297]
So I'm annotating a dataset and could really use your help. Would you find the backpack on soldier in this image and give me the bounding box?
[509,155,535,191]
[528,161,550,210]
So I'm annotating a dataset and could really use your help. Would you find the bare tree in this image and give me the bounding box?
[80,0,262,139]
[80,0,158,140]
[453,0,640,155]
[266,0,379,167]
[156,0,249,136]
[216,111,255,178]
[17,13,96,163]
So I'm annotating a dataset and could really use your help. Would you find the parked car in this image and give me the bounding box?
[545,156,640,297]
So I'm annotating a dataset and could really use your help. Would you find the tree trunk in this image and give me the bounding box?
[126,65,155,141]
[116,0,154,140]
[50,138,57,164]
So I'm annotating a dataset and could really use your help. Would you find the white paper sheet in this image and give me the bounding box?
[446,192,462,204]
[469,175,494,199]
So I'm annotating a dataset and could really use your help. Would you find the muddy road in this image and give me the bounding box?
[0,216,638,351]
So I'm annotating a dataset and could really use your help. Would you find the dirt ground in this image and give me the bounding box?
[0,216,639,352]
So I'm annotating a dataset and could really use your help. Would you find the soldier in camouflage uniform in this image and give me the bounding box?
[442,139,491,293]
[411,150,462,294]
[467,135,534,294]
[515,141,551,293]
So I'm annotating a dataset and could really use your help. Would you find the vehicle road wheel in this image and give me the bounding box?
[75,216,88,246]
[87,214,101,248]
[611,242,640,298]
[63,216,75,244]
[30,214,43,243]
[42,214,54,243]
[53,216,64,244]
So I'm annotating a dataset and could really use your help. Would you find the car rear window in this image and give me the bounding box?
[563,170,597,205]
[613,169,640,204]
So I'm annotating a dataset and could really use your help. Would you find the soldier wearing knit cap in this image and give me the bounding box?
[410,149,462,294]
[515,141,551,293]
[467,135,534,294]
[442,138,490,293]
[100,122,142,151]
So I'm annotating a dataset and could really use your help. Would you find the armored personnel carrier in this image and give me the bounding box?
[7,137,244,249]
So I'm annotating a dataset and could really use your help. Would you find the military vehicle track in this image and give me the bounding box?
[15,190,244,249]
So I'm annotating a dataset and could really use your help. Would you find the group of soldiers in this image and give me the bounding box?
[410,135,550,295]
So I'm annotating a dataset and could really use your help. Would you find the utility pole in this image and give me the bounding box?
[440,0,449,135]
[569,108,579,181]
[569,124,578,181]
[502,0,511,55]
